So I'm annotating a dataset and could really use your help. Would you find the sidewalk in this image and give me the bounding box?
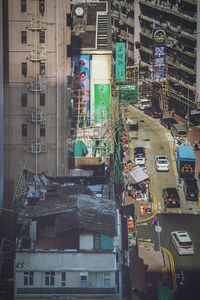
[138,243,173,300]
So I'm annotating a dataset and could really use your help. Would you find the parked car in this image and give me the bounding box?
[155,155,170,171]
[183,178,198,201]
[126,118,138,131]
[144,106,163,118]
[134,146,145,157]
[136,98,150,110]
[163,187,180,208]
[134,147,146,166]
[171,231,194,255]
[171,123,187,140]
[160,117,178,130]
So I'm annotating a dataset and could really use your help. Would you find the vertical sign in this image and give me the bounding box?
[94,84,111,123]
[153,29,166,82]
[115,43,126,83]
[72,54,90,126]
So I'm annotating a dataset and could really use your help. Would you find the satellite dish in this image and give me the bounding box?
[75,7,84,16]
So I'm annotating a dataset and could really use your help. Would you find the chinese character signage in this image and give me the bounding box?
[153,29,166,82]
[115,43,126,83]
[119,85,137,105]
[94,84,111,123]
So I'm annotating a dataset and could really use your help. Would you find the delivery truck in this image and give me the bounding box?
[177,145,196,178]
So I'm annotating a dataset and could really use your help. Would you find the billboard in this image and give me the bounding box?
[72,54,90,126]
[94,84,111,123]
[152,29,166,82]
[119,85,137,105]
[115,42,126,83]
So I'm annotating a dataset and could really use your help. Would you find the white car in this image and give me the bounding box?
[171,231,194,255]
[155,155,169,171]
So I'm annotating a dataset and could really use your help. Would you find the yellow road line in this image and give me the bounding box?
[166,132,178,177]
[138,242,177,292]
[162,247,177,292]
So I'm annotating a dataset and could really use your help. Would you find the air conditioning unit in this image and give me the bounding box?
[31,143,42,153]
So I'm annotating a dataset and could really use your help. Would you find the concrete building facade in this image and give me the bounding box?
[3,0,72,205]
[136,0,200,122]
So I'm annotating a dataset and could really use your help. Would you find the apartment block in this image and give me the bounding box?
[137,0,200,121]
[3,0,71,204]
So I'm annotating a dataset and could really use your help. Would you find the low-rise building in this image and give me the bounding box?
[14,174,122,300]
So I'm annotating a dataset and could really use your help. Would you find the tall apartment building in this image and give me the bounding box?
[3,0,72,205]
[111,0,135,66]
[135,0,200,121]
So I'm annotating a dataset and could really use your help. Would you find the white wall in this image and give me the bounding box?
[15,251,117,289]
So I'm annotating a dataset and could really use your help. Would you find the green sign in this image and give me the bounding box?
[94,84,111,123]
[116,43,126,82]
[119,85,137,105]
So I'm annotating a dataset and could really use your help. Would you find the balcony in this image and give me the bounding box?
[27,48,46,62]
[28,77,47,92]
[25,142,47,154]
[29,112,46,123]
[26,19,46,31]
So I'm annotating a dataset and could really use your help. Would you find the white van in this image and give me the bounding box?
[171,231,194,255]
[137,98,150,110]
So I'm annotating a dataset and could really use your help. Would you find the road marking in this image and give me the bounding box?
[166,133,178,176]
[137,222,148,226]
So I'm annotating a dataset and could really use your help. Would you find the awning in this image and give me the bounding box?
[126,166,149,184]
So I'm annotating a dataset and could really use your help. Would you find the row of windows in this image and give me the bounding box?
[21,30,45,44]
[22,62,45,77]
[24,271,111,287]
[22,123,45,137]
[21,93,45,107]
[21,0,45,15]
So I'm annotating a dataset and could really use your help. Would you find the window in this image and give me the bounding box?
[21,31,27,44]
[21,62,27,77]
[39,0,45,16]
[45,272,55,286]
[39,31,45,43]
[80,272,88,287]
[61,272,67,287]
[40,93,45,106]
[40,123,45,136]
[103,272,111,287]
[22,124,27,137]
[21,93,27,107]
[67,45,71,57]
[21,0,27,12]
[24,271,34,286]
[40,62,45,75]
[66,14,71,27]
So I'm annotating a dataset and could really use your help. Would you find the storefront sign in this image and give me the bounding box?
[115,42,126,83]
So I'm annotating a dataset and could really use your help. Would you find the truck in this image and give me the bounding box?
[177,145,196,178]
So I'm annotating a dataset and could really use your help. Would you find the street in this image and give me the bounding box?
[137,213,200,300]
[127,106,200,299]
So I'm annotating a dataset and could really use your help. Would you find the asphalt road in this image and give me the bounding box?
[128,106,200,299]
[137,213,200,300]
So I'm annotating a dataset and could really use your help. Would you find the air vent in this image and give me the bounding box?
[97,14,108,49]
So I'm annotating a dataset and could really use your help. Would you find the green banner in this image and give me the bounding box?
[119,85,137,105]
[94,84,111,123]
[116,43,126,83]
